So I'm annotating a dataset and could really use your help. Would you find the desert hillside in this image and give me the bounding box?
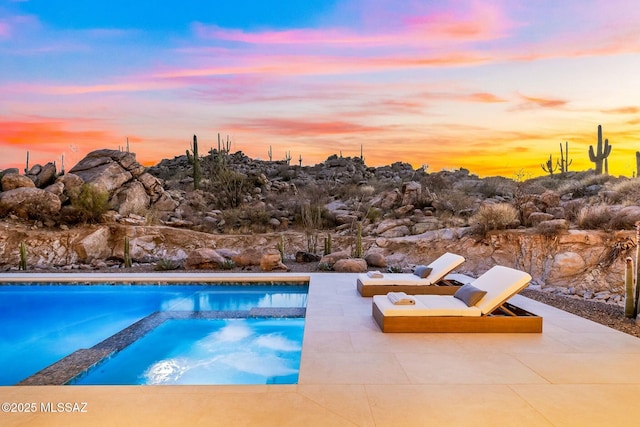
[1,148,640,304]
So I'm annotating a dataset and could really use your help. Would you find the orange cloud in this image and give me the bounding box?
[464,92,507,103]
[603,106,640,114]
[514,94,568,110]
[0,118,121,169]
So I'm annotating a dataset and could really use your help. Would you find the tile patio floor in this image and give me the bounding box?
[2,272,640,426]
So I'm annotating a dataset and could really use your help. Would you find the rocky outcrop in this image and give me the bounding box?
[185,248,227,269]
[260,250,288,271]
[1,173,35,191]
[333,258,367,273]
[0,187,61,219]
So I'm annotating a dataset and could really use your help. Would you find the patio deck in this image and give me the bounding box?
[2,272,640,426]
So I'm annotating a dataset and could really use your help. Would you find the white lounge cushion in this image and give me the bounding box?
[358,253,465,286]
[373,294,481,317]
[470,266,532,315]
[359,273,428,286]
[372,265,532,318]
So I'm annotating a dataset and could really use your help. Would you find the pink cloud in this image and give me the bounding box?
[194,2,515,48]
[227,118,385,137]
[0,22,10,38]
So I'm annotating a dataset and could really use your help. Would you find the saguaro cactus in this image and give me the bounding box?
[558,141,572,173]
[588,125,612,175]
[625,257,635,318]
[635,222,640,317]
[186,134,201,190]
[541,154,558,175]
[324,233,332,255]
[124,236,132,268]
[19,241,27,270]
[354,222,363,258]
[277,234,285,262]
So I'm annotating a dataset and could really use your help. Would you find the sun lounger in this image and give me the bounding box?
[357,252,465,297]
[372,265,542,333]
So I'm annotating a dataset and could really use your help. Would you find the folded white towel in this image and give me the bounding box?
[367,271,384,278]
[387,292,415,305]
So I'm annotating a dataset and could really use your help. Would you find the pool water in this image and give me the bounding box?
[0,284,307,385]
[72,318,304,385]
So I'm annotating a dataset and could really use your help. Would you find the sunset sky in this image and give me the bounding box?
[1,0,639,177]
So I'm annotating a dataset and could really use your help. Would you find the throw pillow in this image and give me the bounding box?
[413,265,433,279]
[454,283,487,307]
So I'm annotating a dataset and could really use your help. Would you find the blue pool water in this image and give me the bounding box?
[72,318,304,385]
[0,284,307,385]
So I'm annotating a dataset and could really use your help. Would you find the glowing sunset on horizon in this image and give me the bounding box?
[1,0,639,177]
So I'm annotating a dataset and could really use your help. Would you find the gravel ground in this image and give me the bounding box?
[521,289,640,339]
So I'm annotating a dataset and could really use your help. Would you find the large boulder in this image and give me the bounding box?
[365,252,387,268]
[333,258,367,273]
[232,248,263,267]
[69,149,145,195]
[33,162,57,188]
[0,187,61,219]
[1,173,35,191]
[319,250,350,267]
[111,181,150,216]
[74,227,112,262]
[137,172,165,202]
[184,248,226,269]
[260,250,288,271]
[401,181,422,206]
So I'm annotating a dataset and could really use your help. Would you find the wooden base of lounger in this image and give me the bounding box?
[357,279,460,297]
[373,302,543,333]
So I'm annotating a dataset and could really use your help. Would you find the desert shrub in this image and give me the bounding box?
[387,265,403,273]
[477,176,516,198]
[422,173,450,192]
[562,199,584,224]
[528,175,563,191]
[317,262,332,271]
[535,220,569,237]
[365,206,383,222]
[603,178,640,204]
[557,174,612,197]
[469,203,519,233]
[216,169,249,208]
[219,259,237,270]
[577,205,611,230]
[435,190,475,215]
[70,184,109,223]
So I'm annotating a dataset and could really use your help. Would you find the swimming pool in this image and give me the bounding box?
[0,282,308,385]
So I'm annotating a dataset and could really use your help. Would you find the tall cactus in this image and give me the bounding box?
[19,241,27,270]
[324,233,332,255]
[541,154,558,175]
[635,222,640,317]
[124,236,132,268]
[588,125,612,175]
[277,234,285,262]
[186,134,201,190]
[558,141,572,173]
[625,257,635,318]
[354,222,363,258]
